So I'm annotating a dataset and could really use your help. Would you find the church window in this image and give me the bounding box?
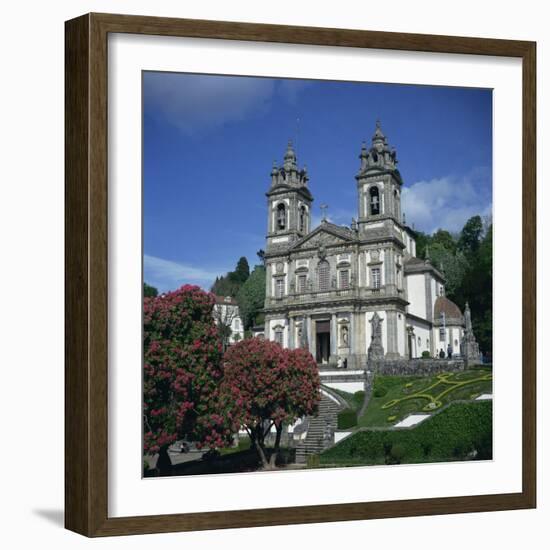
[369,186,380,215]
[275,277,285,298]
[439,312,446,341]
[318,260,330,291]
[298,274,307,293]
[274,328,284,346]
[299,205,306,232]
[371,267,381,289]
[276,203,286,230]
[339,269,350,289]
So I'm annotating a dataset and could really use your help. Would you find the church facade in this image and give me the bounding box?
[263,122,470,368]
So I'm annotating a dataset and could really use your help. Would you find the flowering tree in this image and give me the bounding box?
[222,338,321,468]
[143,285,233,472]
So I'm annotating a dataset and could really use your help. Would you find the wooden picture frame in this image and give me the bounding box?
[65,12,536,537]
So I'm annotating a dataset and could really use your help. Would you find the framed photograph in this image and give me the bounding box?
[65,13,536,536]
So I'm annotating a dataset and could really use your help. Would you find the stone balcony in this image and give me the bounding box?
[265,286,407,308]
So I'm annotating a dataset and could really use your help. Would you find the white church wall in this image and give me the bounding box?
[408,317,431,358]
[397,312,406,356]
[433,325,463,356]
[406,273,426,319]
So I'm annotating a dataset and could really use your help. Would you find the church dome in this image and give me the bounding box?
[434,296,463,323]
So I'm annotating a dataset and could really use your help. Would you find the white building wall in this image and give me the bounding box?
[433,325,463,356]
[397,312,406,356]
[406,273,426,319]
[408,317,431,358]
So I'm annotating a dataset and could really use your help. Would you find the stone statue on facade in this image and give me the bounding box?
[460,302,481,366]
[367,311,385,361]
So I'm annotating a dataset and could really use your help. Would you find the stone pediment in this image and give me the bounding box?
[290,223,356,251]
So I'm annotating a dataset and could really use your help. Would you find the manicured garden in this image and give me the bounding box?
[359,365,492,428]
[319,400,492,467]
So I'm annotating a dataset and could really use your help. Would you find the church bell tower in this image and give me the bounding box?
[266,141,314,251]
[356,121,403,234]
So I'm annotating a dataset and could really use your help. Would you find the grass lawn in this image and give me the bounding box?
[325,386,365,411]
[218,437,251,456]
[359,365,492,428]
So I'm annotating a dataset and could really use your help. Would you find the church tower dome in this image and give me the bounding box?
[265,141,313,252]
[355,120,404,232]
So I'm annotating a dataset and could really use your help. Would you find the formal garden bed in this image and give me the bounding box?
[359,365,492,428]
[319,400,492,467]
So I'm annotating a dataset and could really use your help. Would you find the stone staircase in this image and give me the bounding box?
[296,392,344,463]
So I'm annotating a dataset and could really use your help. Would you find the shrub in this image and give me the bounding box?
[390,443,406,463]
[307,454,320,468]
[351,390,366,410]
[338,408,358,429]
[421,350,431,359]
[373,385,388,398]
[320,401,492,466]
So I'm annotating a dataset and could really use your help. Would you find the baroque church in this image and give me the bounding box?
[262,122,478,368]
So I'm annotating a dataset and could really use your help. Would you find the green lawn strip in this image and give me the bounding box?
[359,367,492,428]
[323,385,365,411]
[218,438,251,456]
[320,400,492,467]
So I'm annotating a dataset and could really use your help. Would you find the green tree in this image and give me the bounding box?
[211,257,251,297]
[458,215,484,257]
[413,230,431,259]
[453,222,493,356]
[144,282,158,298]
[431,229,457,253]
[234,256,250,283]
[429,243,468,298]
[237,265,266,330]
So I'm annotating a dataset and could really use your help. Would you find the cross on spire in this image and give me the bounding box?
[320,203,329,222]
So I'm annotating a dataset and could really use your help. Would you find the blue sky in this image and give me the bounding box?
[143,72,492,292]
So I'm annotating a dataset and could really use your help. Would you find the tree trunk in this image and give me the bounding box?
[249,425,271,469]
[269,424,283,468]
[156,445,172,476]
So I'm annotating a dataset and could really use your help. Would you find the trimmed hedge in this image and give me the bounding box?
[322,401,492,466]
[337,408,358,429]
[373,385,388,398]
[421,351,431,358]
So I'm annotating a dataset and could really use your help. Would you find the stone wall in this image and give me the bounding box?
[368,358,465,376]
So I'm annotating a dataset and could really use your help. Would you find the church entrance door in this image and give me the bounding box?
[316,320,330,364]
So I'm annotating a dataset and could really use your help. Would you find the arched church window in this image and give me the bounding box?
[318,260,330,291]
[299,205,306,232]
[369,186,380,215]
[276,203,286,230]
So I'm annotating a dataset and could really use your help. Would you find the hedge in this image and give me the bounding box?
[322,400,492,466]
[337,408,358,429]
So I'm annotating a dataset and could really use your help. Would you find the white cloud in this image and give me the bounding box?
[144,254,227,293]
[401,168,492,234]
[144,73,309,136]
